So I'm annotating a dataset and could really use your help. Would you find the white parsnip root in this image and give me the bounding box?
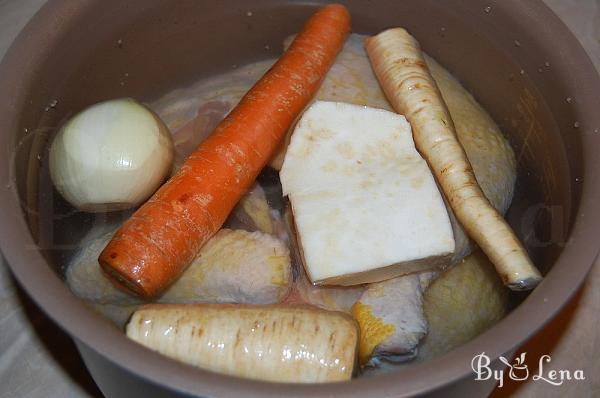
[126,304,358,383]
[365,28,542,290]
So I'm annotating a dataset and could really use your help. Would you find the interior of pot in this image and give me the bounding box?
[2,0,594,395]
[17,0,573,286]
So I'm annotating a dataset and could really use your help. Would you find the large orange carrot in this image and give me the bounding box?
[99,4,351,298]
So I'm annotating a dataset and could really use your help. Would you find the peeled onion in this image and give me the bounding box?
[49,98,174,212]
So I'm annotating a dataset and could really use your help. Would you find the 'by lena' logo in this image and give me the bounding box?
[471,352,585,388]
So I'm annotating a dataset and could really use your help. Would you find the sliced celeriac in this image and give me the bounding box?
[280,101,454,285]
[126,304,358,383]
[282,204,366,312]
[49,98,174,212]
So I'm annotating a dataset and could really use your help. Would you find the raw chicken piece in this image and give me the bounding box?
[90,303,140,327]
[67,180,289,326]
[418,250,509,361]
[151,59,275,129]
[360,251,508,376]
[149,59,275,170]
[67,227,291,312]
[67,224,139,306]
[170,100,231,170]
[352,271,437,366]
[354,250,509,369]
[164,229,290,304]
[226,183,279,235]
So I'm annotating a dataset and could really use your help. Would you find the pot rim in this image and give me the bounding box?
[1,0,599,397]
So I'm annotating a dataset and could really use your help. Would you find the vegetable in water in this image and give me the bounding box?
[271,33,517,265]
[273,33,516,319]
[126,304,358,383]
[49,98,174,212]
[365,28,542,290]
[60,17,525,382]
[99,4,351,298]
[277,34,517,367]
[280,101,455,286]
